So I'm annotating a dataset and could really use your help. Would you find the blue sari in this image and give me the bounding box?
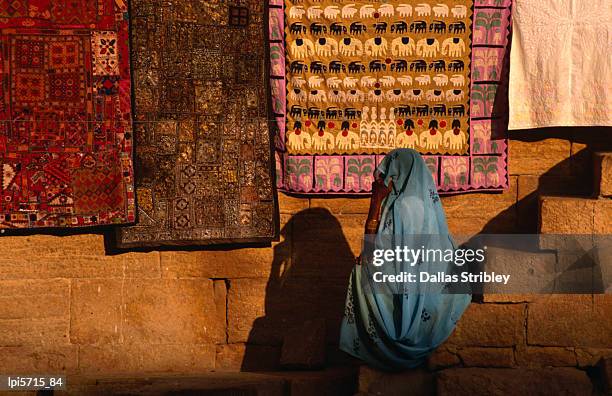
[339,149,471,371]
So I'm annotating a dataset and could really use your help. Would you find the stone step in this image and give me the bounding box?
[539,196,611,234]
[436,368,593,396]
[59,373,286,396]
[357,366,435,396]
[57,367,358,396]
[358,366,597,395]
[265,366,358,396]
[594,152,612,198]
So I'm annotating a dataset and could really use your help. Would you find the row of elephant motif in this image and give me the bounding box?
[289,104,466,120]
[289,73,466,91]
[289,37,467,59]
[289,20,467,35]
[289,87,466,105]
[289,58,465,74]
[288,3,469,20]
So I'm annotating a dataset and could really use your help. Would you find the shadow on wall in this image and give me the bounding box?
[457,126,612,301]
[478,126,612,234]
[241,208,357,371]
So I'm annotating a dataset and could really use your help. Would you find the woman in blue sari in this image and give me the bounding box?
[340,149,471,371]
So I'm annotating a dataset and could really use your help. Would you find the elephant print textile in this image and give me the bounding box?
[288,130,313,150]
[420,128,444,150]
[396,129,420,148]
[443,120,467,150]
[275,0,510,194]
[392,36,416,56]
[416,38,440,57]
[442,38,466,56]
[315,37,339,57]
[290,38,315,58]
[365,37,389,56]
[284,0,474,157]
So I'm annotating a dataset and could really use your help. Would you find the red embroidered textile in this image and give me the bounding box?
[0,0,135,228]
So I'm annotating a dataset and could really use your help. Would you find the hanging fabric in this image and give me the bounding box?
[269,0,512,195]
[509,0,611,130]
[0,0,135,228]
[117,1,279,247]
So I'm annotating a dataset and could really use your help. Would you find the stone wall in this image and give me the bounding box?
[0,127,610,375]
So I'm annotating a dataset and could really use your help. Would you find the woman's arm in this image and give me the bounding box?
[365,176,393,234]
[356,176,393,266]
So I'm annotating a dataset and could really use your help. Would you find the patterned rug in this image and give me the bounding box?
[270,0,511,194]
[0,0,135,228]
[117,0,278,247]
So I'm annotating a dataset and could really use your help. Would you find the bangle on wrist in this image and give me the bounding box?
[365,219,379,231]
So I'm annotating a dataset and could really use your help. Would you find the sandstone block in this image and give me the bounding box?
[575,348,612,367]
[0,234,106,258]
[67,373,285,396]
[70,279,123,345]
[278,193,309,214]
[0,318,69,347]
[227,277,347,345]
[161,241,288,279]
[594,199,612,234]
[213,279,228,343]
[427,347,461,370]
[358,365,434,396]
[540,196,596,234]
[517,175,590,203]
[517,175,590,231]
[215,343,281,371]
[78,344,216,375]
[280,318,326,369]
[594,152,612,197]
[553,252,603,294]
[309,198,371,214]
[0,279,69,319]
[73,278,225,346]
[227,278,267,344]
[569,141,590,177]
[509,139,571,176]
[480,246,556,294]
[0,255,126,280]
[515,346,577,367]
[441,177,518,235]
[457,347,514,367]
[123,279,225,345]
[0,345,78,374]
[447,303,525,347]
[279,368,358,396]
[122,252,162,278]
[291,240,356,279]
[0,251,159,280]
[437,367,592,396]
[291,213,364,249]
[527,295,612,347]
[326,350,355,368]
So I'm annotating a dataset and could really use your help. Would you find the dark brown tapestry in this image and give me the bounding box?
[117,0,278,247]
